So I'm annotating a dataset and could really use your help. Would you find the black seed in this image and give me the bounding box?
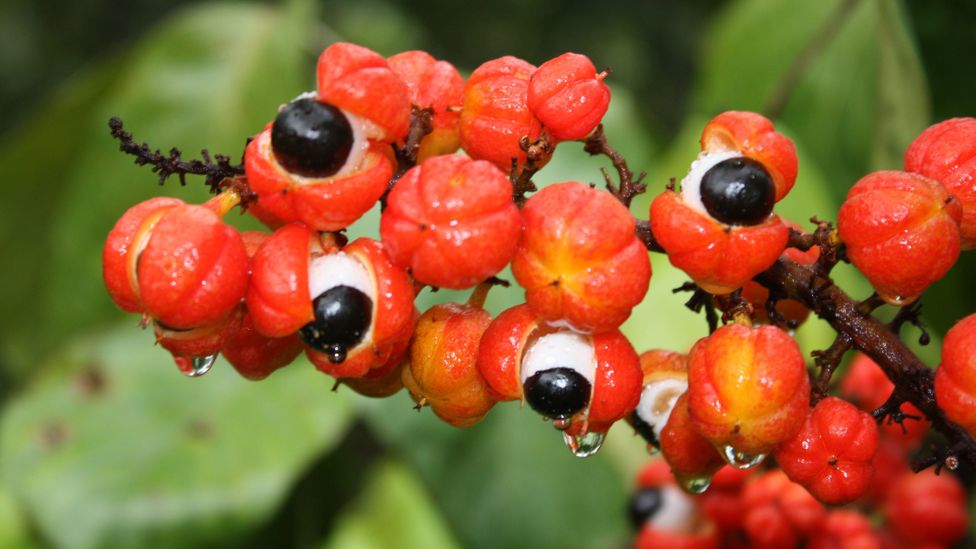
[630,411,659,447]
[628,487,663,530]
[700,156,775,226]
[299,285,372,361]
[522,367,591,420]
[271,97,353,178]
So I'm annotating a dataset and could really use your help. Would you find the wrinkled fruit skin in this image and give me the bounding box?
[840,353,927,449]
[775,396,879,505]
[245,124,394,232]
[700,111,798,202]
[904,117,976,248]
[459,56,543,171]
[476,304,642,435]
[317,41,410,142]
[246,224,415,379]
[403,302,496,427]
[512,182,651,332]
[387,50,464,161]
[381,154,521,289]
[527,52,610,141]
[660,393,726,492]
[103,197,249,360]
[687,323,809,456]
[837,170,961,305]
[883,470,968,548]
[935,313,976,436]
[651,189,788,295]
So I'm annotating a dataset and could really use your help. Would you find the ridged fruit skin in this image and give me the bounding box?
[904,117,976,248]
[741,470,826,549]
[660,393,726,492]
[935,313,976,436]
[244,126,394,232]
[687,323,809,456]
[527,52,610,141]
[841,353,927,449]
[102,197,249,333]
[837,170,961,305]
[220,231,303,381]
[245,224,415,379]
[806,511,880,549]
[316,42,410,142]
[476,304,642,434]
[700,111,798,202]
[387,50,464,161]
[458,56,543,171]
[651,189,788,295]
[774,397,879,505]
[381,154,521,289]
[512,182,651,332]
[883,470,968,548]
[403,302,496,427]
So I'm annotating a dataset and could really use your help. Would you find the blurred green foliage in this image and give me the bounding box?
[0,0,973,547]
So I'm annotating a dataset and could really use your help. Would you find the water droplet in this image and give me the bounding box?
[678,475,712,494]
[562,431,606,458]
[174,354,217,377]
[645,443,661,456]
[551,417,572,430]
[720,445,766,469]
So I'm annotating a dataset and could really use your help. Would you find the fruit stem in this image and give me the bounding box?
[203,188,242,217]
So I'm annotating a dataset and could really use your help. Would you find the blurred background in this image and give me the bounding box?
[0,0,974,547]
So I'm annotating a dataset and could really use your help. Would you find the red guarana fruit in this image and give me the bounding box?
[402,284,497,427]
[774,396,879,505]
[387,50,464,161]
[837,170,961,305]
[458,56,543,172]
[527,52,610,141]
[512,181,651,332]
[904,117,976,248]
[381,154,521,289]
[935,313,976,436]
[687,323,809,462]
[883,470,968,548]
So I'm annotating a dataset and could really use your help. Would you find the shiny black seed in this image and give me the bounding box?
[299,285,372,362]
[271,97,353,178]
[630,411,659,447]
[628,487,663,530]
[700,156,775,226]
[522,367,591,420]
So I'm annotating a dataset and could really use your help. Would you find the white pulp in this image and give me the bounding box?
[520,331,596,387]
[634,377,688,442]
[308,252,374,301]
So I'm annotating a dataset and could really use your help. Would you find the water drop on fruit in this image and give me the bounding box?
[174,354,217,377]
[562,430,606,458]
[720,444,766,469]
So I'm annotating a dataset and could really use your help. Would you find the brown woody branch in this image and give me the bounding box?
[582,124,647,207]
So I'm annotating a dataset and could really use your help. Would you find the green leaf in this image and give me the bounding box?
[0,324,352,549]
[0,0,314,377]
[694,0,929,201]
[358,394,630,549]
[320,460,462,549]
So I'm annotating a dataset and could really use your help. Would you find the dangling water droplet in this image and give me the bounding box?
[551,417,572,430]
[562,431,606,458]
[720,444,766,469]
[174,354,217,377]
[678,475,712,494]
[328,344,346,364]
[645,443,661,456]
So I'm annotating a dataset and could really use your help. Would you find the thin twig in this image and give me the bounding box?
[582,124,647,207]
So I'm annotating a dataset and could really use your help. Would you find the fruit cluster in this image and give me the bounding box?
[629,454,967,549]
[104,40,976,529]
